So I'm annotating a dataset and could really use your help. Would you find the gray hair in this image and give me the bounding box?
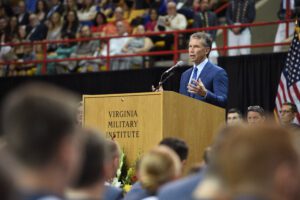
[189,32,213,49]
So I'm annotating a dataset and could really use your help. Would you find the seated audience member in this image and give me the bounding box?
[125,137,188,200]
[226,108,243,125]
[101,21,129,71]
[46,12,63,51]
[139,146,181,200]
[103,6,131,36]
[47,32,77,74]
[145,9,158,32]
[17,1,29,26]
[61,10,80,36]
[35,0,48,22]
[91,11,108,37]
[280,102,300,129]
[66,129,108,200]
[121,25,153,69]
[195,124,300,200]
[26,13,48,41]
[152,2,187,52]
[69,25,100,73]
[156,2,187,32]
[1,83,81,200]
[193,0,219,64]
[8,16,19,40]
[103,140,123,200]
[247,105,265,125]
[77,0,97,26]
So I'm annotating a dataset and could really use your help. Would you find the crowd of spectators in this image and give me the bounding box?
[0,0,298,76]
[0,0,231,76]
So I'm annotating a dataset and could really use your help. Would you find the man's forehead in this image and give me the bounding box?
[228,113,239,117]
[189,38,204,45]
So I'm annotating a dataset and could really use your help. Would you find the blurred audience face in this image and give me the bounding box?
[80,25,91,38]
[247,106,265,125]
[150,9,158,21]
[227,111,242,126]
[114,7,124,21]
[159,137,189,170]
[104,140,120,181]
[280,104,297,125]
[2,83,82,196]
[116,21,126,36]
[0,17,7,31]
[247,111,265,125]
[193,0,200,10]
[37,0,46,12]
[95,13,105,25]
[10,17,18,29]
[29,14,39,26]
[18,1,26,14]
[210,124,300,200]
[18,25,27,39]
[67,129,107,199]
[67,10,76,23]
[50,12,61,25]
[200,0,209,11]
[135,25,145,34]
[167,2,177,16]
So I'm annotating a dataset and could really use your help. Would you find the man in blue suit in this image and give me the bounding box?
[179,32,228,108]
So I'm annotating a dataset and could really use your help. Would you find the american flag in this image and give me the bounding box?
[275,26,300,124]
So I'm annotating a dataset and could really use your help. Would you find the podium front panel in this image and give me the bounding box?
[83,92,163,166]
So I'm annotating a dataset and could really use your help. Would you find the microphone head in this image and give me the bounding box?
[176,61,185,67]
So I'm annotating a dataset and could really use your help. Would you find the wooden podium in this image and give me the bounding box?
[83,91,225,171]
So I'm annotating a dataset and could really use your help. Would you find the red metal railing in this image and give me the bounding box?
[0,19,294,75]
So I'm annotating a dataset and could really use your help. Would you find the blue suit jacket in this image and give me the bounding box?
[179,61,228,108]
[103,185,123,200]
[157,170,205,200]
[123,181,150,200]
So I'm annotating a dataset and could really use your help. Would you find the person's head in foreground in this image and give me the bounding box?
[205,124,300,200]
[247,105,265,125]
[159,137,189,168]
[139,146,182,196]
[67,129,108,200]
[1,83,81,198]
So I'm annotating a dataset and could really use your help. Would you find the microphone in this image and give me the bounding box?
[155,61,185,91]
[163,61,185,74]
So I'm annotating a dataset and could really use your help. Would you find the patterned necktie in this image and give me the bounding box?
[192,67,198,81]
[189,67,198,97]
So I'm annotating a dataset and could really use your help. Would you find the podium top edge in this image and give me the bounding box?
[82,91,176,99]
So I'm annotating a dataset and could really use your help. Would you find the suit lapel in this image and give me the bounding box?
[198,61,211,81]
[185,68,193,97]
